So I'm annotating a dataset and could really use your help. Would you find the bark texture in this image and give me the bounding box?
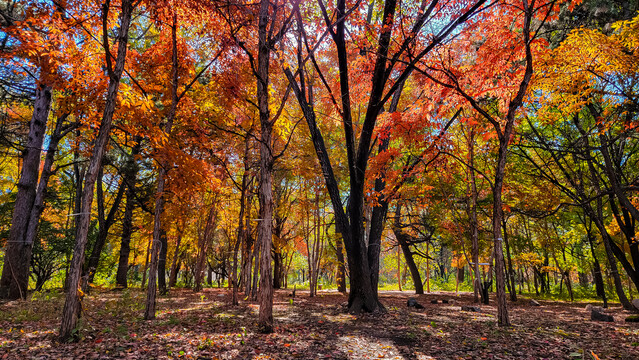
[256,0,274,332]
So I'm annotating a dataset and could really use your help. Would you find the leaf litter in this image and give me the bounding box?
[0,288,638,359]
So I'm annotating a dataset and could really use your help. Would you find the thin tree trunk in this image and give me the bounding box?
[115,141,141,288]
[145,11,179,320]
[251,238,260,301]
[194,204,217,292]
[502,219,517,302]
[168,224,184,289]
[141,238,151,290]
[158,229,168,294]
[85,170,125,287]
[492,138,510,326]
[59,0,134,341]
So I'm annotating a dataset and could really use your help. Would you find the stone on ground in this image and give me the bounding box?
[591,309,614,322]
[461,305,481,312]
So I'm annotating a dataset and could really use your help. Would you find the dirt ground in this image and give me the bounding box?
[1,288,638,359]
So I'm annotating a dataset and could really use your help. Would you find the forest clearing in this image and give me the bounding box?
[2,0,639,358]
[2,288,639,359]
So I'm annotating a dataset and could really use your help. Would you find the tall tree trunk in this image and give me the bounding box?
[145,11,179,320]
[59,0,134,341]
[491,137,510,326]
[467,127,484,304]
[66,143,85,294]
[256,0,274,333]
[0,84,52,300]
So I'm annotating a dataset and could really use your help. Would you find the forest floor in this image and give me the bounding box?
[1,287,638,359]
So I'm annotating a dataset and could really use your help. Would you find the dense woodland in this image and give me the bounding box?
[1,0,639,351]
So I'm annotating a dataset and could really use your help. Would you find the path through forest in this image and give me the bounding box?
[1,288,638,359]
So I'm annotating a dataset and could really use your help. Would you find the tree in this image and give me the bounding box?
[285,0,488,314]
[60,0,135,341]
[419,0,568,326]
[517,13,639,309]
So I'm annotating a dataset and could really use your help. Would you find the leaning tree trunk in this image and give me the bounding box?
[395,231,424,294]
[0,84,52,300]
[59,0,134,341]
[25,113,74,284]
[392,204,423,294]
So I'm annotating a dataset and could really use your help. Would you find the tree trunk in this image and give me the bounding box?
[158,229,168,294]
[392,205,424,294]
[194,205,217,292]
[141,237,151,290]
[0,84,52,300]
[492,137,510,326]
[425,242,431,293]
[502,219,517,302]
[85,170,125,287]
[59,0,134,341]
[145,11,179,320]
[115,142,140,288]
[251,237,260,301]
[26,114,73,291]
[588,233,607,307]
[256,0,274,333]
[466,128,484,304]
[335,234,347,293]
[168,224,184,289]
[231,229,241,306]
[273,250,283,289]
